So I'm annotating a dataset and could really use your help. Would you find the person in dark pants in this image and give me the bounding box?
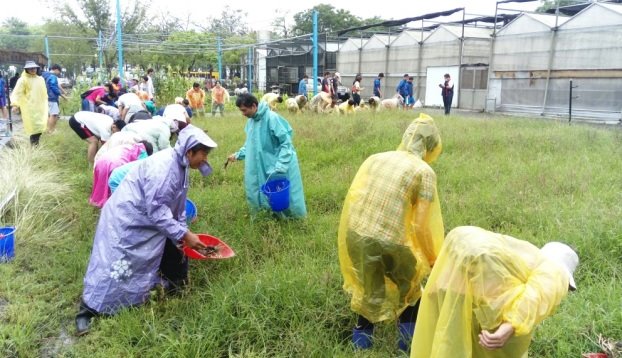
[338,114,444,352]
[10,61,48,145]
[75,125,218,336]
[439,73,454,115]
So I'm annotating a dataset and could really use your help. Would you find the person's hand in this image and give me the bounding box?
[182,231,207,250]
[479,322,515,350]
[227,154,237,163]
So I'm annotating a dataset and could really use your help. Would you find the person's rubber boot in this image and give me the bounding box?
[75,302,96,336]
[352,326,374,349]
[398,322,415,352]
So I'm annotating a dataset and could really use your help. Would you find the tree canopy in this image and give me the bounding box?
[291,4,385,35]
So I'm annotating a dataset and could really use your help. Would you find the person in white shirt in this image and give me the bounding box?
[146,68,155,101]
[69,111,126,164]
[97,105,121,121]
[162,103,190,125]
[116,92,145,122]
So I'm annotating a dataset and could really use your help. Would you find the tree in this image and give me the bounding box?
[0,18,32,51]
[270,10,292,39]
[197,5,250,37]
[57,0,148,71]
[33,21,98,76]
[291,5,366,35]
[536,0,586,13]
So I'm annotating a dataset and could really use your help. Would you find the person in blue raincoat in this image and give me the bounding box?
[75,125,218,336]
[227,94,306,218]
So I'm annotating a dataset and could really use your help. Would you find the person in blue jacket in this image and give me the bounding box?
[298,74,308,98]
[396,73,409,108]
[404,76,414,108]
[41,64,64,133]
[227,94,306,219]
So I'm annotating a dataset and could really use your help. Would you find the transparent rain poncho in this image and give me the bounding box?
[10,71,48,135]
[411,226,569,358]
[338,113,444,323]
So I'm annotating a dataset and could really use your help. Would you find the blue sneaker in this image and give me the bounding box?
[398,322,415,352]
[352,327,374,349]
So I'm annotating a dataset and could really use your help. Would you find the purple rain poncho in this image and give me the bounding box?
[81,125,217,314]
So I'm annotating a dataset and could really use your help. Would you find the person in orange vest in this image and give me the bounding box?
[186,82,205,116]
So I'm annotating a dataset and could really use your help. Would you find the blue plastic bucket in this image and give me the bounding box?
[185,199,197,224]
[0,226,15,263]
[261,178,290,212]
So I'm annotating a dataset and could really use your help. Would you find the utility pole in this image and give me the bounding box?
[116,0,124,83]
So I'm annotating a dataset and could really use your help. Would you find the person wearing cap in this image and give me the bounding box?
[121,116,180,153]
[373,73,384,98]
[42,64,65,133]
[163,102,191,124]
[338,113,444,352]
[410,225,578,358]
[75,124,218,336]
[10,61,48,145]
[90,140,153,208]
[227,94,307,218]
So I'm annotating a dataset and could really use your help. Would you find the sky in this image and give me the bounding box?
[2,0,541,31]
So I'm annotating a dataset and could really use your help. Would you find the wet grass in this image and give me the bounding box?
[0,109,621,357]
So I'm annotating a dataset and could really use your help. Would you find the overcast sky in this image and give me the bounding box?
[3,0,541,31]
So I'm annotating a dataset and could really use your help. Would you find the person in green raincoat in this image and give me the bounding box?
[227,94,306,218]
[10,61,48,145]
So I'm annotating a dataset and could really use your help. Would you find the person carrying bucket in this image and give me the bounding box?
[75,125,217,336]
[338,113,444,352]
[411,226,579,358]
[227,94,306,218]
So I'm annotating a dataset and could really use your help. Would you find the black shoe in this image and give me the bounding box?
[75,315,92,336]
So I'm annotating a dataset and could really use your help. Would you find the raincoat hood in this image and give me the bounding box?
[252,101,269,121]
[174,124,218,177]
[397,113,442,163]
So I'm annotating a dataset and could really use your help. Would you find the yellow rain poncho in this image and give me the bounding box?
[10,71,48,135]
[338,113,444,323]
[411,226,569,358]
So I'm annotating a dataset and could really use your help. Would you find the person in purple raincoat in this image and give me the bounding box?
[75,124,218,336]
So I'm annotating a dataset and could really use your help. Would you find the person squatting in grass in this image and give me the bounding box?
[75,125,218,336]
[338,114,444,352]
[411,226,579,358]
[68,111,126,164]
[227,94,307,219]
[10,61,48,145]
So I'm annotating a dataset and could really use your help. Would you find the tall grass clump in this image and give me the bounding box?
[0,139,70,242]
[0,138,76,357]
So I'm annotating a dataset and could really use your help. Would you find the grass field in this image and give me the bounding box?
[1,108,621,357]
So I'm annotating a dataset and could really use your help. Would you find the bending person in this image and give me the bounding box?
[411,226,578,358]
[227,94,306,218]
[338,114,444,352]
[76,125,217,335]
[90,141,153,208]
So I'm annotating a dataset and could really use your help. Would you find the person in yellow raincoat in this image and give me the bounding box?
[338,113,444,351]
[411,226,579,358]
[10,61,48,145]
